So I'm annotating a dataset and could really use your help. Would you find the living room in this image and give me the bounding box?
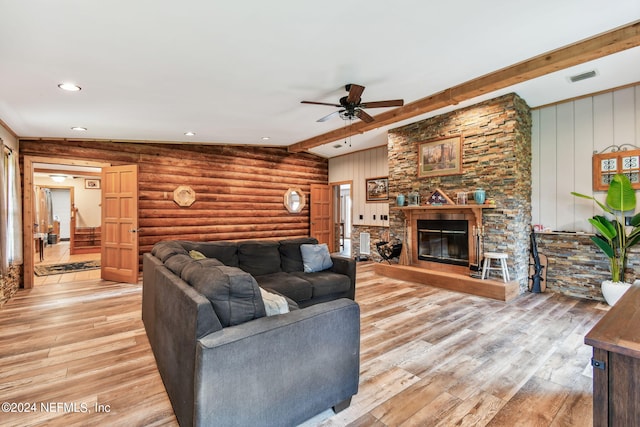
[1,2,640,426]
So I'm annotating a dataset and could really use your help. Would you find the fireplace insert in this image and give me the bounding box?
[417,219,469,266]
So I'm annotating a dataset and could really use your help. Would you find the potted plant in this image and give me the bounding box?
[572,173,640,305]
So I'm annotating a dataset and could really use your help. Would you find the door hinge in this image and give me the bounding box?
[591,358,606,370]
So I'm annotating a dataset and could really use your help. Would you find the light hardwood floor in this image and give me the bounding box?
[34,241,101,286]
[1,262,608,426]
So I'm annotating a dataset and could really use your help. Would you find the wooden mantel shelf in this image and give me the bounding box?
[394,204,495,212]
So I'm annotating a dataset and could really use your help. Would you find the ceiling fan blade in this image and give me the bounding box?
[317,110,341,122]
[346,84,365,104]
[360,99,404,108]
[301,100,342,107]
[355,109,375,123]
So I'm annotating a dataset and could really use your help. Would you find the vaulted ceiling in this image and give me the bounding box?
[1,1,639,158]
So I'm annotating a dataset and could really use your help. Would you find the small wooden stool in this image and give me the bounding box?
[481,252,510,283]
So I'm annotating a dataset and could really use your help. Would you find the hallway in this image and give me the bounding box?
[34,241,101,286]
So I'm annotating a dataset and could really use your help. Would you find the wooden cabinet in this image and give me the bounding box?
[585,285,640,426]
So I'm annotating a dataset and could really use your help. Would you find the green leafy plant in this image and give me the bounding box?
[572,173,640,282]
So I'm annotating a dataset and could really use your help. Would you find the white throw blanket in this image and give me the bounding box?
[259,288,290,316]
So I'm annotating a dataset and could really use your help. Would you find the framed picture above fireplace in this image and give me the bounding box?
[418,135,463,177]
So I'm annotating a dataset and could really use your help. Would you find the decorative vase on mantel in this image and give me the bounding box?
[601,280,632,306]
[396,194,405,207]
[474,188,486,205]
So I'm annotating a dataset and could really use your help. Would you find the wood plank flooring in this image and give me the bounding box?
[1,262,608,426]
[34,241,101,286]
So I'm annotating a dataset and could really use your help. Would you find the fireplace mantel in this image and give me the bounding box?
[395,204,494,213]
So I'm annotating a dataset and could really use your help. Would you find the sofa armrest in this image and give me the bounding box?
[194,298,360,427]
[330,255,356,300]
[152,266,222,427]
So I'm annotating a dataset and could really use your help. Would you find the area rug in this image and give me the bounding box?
[34,260,101,276]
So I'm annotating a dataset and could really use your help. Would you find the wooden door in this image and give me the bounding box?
[310,184,333,250]
[101,165,139,283]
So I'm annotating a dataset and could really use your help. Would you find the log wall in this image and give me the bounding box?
[20,140,328,259]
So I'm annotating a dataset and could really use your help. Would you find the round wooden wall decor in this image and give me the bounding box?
[173,185,196,207]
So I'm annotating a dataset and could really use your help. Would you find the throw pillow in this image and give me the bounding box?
[189,249,207,260]
[300,243,333,273]
[279,237,318,272]
[259,287,290,316]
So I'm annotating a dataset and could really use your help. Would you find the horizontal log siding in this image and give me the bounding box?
[20,140,328,259]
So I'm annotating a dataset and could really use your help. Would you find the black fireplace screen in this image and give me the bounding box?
[417,219,469,266]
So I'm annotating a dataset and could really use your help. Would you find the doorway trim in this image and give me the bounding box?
[330,180,353,257]
[23,156,111,288]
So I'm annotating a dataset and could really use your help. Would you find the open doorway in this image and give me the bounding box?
[23,157,109,288]
[332,181,352,258]
[32,167,103,285]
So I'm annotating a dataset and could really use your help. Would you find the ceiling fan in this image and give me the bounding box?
[301,84,404,123]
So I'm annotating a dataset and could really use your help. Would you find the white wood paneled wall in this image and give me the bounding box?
[329,146,389,227]
[532,85,640,232]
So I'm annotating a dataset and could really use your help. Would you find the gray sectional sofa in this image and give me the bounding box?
[142,237,360,427]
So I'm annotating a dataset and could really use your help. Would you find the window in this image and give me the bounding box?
[593,149,640,191]
[1,142,23,274]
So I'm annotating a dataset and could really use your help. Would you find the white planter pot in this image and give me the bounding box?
[601,280,632,306]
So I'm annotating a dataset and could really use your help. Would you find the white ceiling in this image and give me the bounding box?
[1,1,639,158]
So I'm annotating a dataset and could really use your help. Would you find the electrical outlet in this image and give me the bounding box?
[373,215,376,220]
[359,214,363,220]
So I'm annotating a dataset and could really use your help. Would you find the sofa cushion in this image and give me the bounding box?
[238,241,282,276]
[254,272,313,302]
[300,243,333,273]
[152,241,189,262]
[181,263,266,327]
[291,271,351,298]
[164,253,196,276]
[279,237,318,272]
[181,241,239,267]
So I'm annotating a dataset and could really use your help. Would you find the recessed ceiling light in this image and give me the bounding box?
[261,136,271,141]
[58,82,82,92]
[71,126,87,131]
[184,131,196,136]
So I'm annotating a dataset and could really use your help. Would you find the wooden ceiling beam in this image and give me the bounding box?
[288,20,640,153]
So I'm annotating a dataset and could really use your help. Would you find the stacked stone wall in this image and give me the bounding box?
[387,93,532,292]
[351,225,391,262]
[535,233,640,302]
[0,264,22,307]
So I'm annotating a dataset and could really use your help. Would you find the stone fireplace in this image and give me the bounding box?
[399,205,491,274]
[386,93,532,292]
